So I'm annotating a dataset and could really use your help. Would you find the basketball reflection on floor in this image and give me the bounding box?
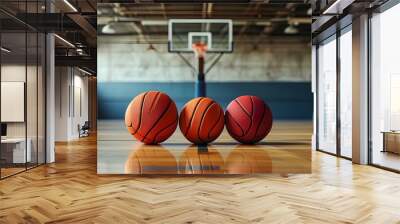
[124,144,178,174]
[225,145,272,174]
[178,146,225,174]
[124,143,273,174]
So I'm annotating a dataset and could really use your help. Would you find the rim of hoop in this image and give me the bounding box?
[192,42,208,57]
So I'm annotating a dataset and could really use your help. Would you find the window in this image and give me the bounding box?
[339,28,352,158]
[316,25,353,158]
[370,3,400,171]
[317,35,337,154]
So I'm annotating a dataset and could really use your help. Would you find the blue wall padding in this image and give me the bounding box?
[98,82,313,120]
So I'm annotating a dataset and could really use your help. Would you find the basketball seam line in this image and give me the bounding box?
[148,91,161,114]
[197,101,215,143]
[142,100,172,142]
[226,113,245,138]
[152,118,178,144]
[132,92,148,135]
[183,98,203,136]
[234,98,253,134]
[248,96,254,135]
[254,101,266,142]
[208,106,223,140]
[127,110,134,131]
[141,100,173,142]
[235,99,252,118]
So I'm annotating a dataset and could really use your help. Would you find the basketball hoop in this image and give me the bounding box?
[192,42,207,58]
[168,19,233,98]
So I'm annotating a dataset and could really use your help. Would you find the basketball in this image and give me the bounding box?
[225,95,273,144]
[179,97,224,144]
[125,91,178,144]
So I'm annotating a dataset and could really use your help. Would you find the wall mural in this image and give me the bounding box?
[97,3,312,175]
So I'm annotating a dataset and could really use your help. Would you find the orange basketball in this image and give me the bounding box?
[125,91,178,144]
[179,97,224,144]
[225,95,273,144]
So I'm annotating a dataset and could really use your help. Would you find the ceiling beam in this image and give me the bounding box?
[67,14,97,46]
[55,55,96,72]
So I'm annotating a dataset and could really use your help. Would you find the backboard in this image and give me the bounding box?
[168,19,233,53]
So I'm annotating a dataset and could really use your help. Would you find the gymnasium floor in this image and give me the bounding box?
[1,121,400,223]
[98,120,311,174]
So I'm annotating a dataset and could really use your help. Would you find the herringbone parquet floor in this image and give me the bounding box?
[1,122,400,224]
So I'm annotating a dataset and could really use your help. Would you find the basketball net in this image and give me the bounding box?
[192,42,207,59]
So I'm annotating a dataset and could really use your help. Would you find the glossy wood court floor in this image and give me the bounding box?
[97,120,311,175]
[1,122,400,223]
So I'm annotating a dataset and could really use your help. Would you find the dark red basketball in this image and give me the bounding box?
[125,91,178,144]
[179,97,224,144]
[225,95,273,144]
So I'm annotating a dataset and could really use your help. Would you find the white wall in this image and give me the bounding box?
[72,73,89,138]
[54,67,89,141]
[98,38,311,83]
[55,67,69,141]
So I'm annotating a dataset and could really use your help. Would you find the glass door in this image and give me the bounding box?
[1,29,28,178]
[0,1,47,179]
[317,35,337,154]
